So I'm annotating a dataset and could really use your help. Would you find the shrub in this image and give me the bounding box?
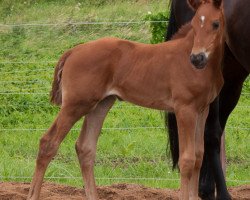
[145,12,168,44]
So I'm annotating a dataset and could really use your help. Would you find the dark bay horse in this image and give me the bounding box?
[28,0,225,199]
[165,0,250,199]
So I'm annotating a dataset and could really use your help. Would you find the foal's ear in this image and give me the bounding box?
[213,0,222,9]
[188,0,222,10]
[187,0,203,10]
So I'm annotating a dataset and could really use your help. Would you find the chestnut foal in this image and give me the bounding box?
[28,0,225,199]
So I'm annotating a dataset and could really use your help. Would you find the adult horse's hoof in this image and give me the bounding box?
[199,192,215,200]
[216,194,232,200]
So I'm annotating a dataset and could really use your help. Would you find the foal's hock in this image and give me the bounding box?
[28,0,225,199]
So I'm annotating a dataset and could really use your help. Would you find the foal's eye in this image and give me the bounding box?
[212,21,220,30]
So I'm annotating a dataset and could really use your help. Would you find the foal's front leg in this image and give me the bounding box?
[189,108,209,200]
[175,107,198,200]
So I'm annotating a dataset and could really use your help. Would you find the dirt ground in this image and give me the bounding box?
[0,182,249,200]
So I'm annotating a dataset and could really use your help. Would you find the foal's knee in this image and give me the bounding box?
[179,155,196,179]
[75,141,95,168]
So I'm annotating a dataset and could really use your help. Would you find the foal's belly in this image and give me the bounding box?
[106,87,174,112]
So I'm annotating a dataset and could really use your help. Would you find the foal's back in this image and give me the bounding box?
[62,37,192,111]
[64,24,220,111]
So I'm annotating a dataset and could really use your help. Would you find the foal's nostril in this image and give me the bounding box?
[190,54,199,66]
[197,53,205,62]
[190,53,207,69]
[190,54,196,63]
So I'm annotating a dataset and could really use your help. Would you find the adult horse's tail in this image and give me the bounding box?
[165,0,179,169]
[165,1,178,41]
[50,50,72,105]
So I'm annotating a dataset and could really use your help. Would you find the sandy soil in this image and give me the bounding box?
[0,182,249,200]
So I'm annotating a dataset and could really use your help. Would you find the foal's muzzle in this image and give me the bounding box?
[190,53,208,69]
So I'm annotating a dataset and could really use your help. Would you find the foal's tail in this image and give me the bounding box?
[165,0,180,169]
[50,50,72,105]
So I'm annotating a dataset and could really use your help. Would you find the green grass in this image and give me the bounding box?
[0,0,249,190]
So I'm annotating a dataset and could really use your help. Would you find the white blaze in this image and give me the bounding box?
[200,16,205,28]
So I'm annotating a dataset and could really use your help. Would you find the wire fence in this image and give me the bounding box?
[0,20,168,27]
[0,126,249,132]
[0,176,249,183]
[1,103,250,109]
[0,20,249,186]
[0,61,57,64]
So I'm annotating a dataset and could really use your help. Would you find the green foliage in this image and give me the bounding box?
[0,0,249,189]
[0,0,14,18]
[243,77,250,93]
[145,12,168,44]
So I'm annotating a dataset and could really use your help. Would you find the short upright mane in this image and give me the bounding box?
[171,23,192,40]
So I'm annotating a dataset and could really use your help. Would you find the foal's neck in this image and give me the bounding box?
[171,23,193,41]
[165,23,195,54]
[172,27,195,53]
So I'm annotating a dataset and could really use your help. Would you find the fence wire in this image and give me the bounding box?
[0,125,249,132]
[0,176,249,183]
[0,20,168,27]
[0,20,249,186]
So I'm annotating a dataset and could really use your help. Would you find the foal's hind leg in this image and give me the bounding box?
[27,104,92,200]
[75,96,116,200]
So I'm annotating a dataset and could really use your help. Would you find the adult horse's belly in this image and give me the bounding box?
[224,0,250,72]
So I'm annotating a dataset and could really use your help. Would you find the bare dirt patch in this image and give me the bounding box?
[0,182,249,200]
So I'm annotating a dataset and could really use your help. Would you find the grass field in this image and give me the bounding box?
[0,0,249,189]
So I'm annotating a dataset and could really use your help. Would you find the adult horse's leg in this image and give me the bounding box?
[27,104,92,200]
[199,98,222,200]
[75,96,116,200]
[189,108,209,200]
[220,132,226,176]
[216,46,249,199]
[175,106,198,200]
[219,47,249,131]
[199,46,249,200]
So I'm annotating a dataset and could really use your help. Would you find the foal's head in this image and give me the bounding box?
[188,0,224,69]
